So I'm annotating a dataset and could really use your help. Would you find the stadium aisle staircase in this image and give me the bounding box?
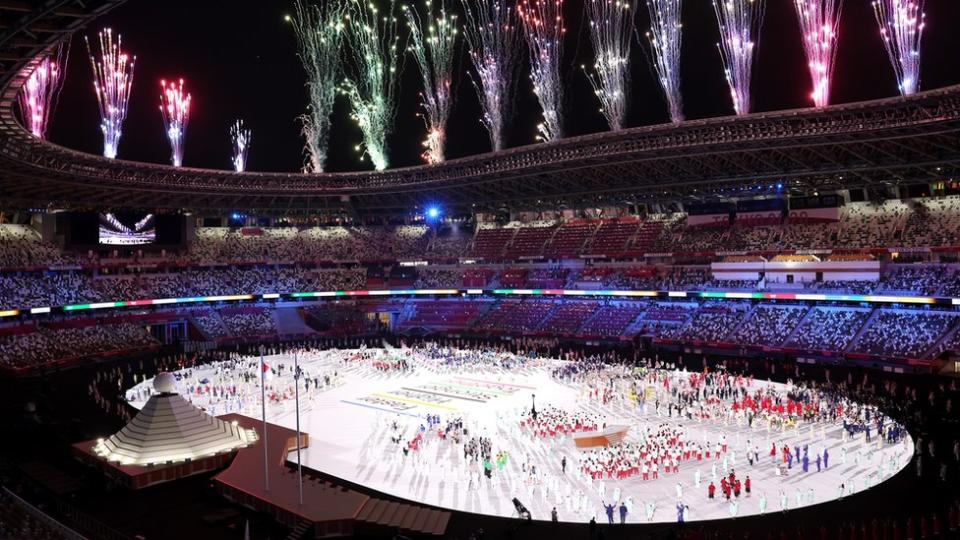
[284,519,313,540]
[845,309,883,353]
[354,498,450,536]
[924,317,960,359]
[781,307,817,346]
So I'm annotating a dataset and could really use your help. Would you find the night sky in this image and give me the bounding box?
[44,0,960,174]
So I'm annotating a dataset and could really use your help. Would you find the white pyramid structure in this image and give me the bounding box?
[94,372,258,466]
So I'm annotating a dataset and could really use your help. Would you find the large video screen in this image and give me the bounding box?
[99,213,156,246]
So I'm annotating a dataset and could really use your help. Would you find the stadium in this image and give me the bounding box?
[0,1,958,540]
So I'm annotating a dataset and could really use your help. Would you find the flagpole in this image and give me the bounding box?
[260,345,269,492]
[295,349,303,506]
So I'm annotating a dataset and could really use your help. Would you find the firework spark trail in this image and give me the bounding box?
[793,0,843,107]
[341,0,406,171]
[18,45,67,140]
[517,0,566,142]
[872,0,924,96]
[644,0,684,123]
[159,79,192,167]
[85,29,135,158]
[583,0,636,131]
[460,0,523,151]
[230,120,252,172]
[289,0,345,172]
[712,0,765,115]
[404,0,458,164]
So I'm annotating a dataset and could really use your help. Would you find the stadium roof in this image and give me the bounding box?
[2,1,960,215]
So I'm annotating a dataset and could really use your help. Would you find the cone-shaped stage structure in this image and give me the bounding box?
[94,372,257,466]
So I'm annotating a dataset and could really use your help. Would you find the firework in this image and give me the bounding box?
[18,44,67,140]
[517,0,566,142]
[85,29,135,158]
[230,120,252,172]
[872,0,924,96]
[460,0,523,151]
[793,0,843,107]
[404,0,458,164]
[159,79,192,167]
[289,0,346,172]
[644,0,684,123]
[712,0,765,115]
[341,0,406,171]
[583,0,636,130]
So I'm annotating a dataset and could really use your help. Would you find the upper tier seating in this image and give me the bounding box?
[469,227,516,260]
[588,220,640,257]
[504,225,555,259]
[546,221,596,258]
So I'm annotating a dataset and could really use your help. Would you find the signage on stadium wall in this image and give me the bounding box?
[794,249,833,255]
[715,251,749,257]
[886,247,932,253]
[686,214,730,227]
[787,208,841,222]
[734,211,781,225]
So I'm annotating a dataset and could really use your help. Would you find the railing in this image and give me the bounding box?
[2,486,88,540]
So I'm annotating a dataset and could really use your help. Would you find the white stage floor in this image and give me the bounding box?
[127,348,913,524]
